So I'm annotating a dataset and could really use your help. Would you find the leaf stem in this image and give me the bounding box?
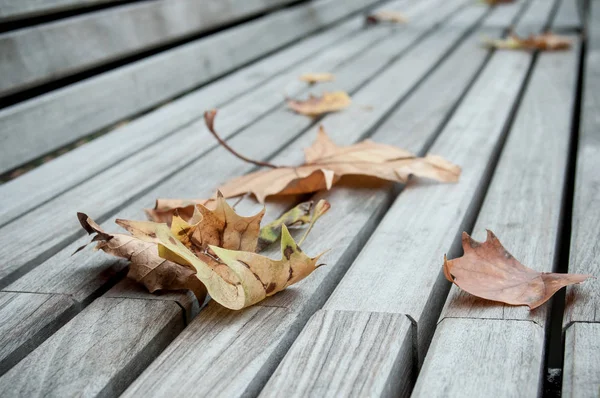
[204,110,278,169]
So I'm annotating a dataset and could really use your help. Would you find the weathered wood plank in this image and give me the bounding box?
[0,0,298,96]
[0,0,379,173]
[412,319,545,397]
[0,287,191,397]
[0,15,398,287]
[0,0,444,370]
[0,292,78,376]
[261,310,413,398]
[0,0,120,22]
[122,6,501,396]
[0,12,367,227]
[554,0,582,30]
[482,0,529,28]
[563,323,600,398]
[317,0,557,366]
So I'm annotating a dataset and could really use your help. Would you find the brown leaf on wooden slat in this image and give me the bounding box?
[444,230,593,309]
[366,10,407,25]
[299,73,335,84]
[482,0,514,5]
[485,32,571,51]
[287,91,351,117]
[145,198,216,224]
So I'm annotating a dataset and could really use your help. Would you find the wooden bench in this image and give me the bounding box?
[0,0,594,396]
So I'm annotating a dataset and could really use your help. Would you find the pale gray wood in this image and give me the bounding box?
[0,0,297,96]
[563,323,600,398]
[563,1,600,326]
[0,0,119,22]
[0,16,397,287]
[514,0,556,35]
[0,294,187,397]
[553,0,582,30]
[260,310,413,398]
[441,37,580,324]
[412,319,545,397]
[482,0,529,28]
[0,14,363,227]
[320,0,556,366]
[0,292,78,376]
[0,0,379,173]
[120,6,498,396]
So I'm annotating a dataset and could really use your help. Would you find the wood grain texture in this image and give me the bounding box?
[0,0,297,96]
[441,37,580,324]
[0,16,396,288]
[0,296,186,397]
[0,292,78,376]
[412,319,545,397]
[563,323,600,398]
[0,14,362,227]
[0,0,378,173]
[563,1,600,325]
[122,303,296,397]
[482,0,529,28]
[514,0,556,35]
[0,0,119,22]
[260,310,413,398]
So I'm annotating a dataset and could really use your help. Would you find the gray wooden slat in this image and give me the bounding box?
[414,36,579,397]
[0,0,119,22]
[563,323,600,398]
[0,292,78,376]
[257,310,414,398]
[313,0,555,366]
[0,0,429,371]
[121,6,502,397]
[482,0,530,28]
[554,0,582,30]
[0,0,379,174]
[413,319,545,397]
[0,285,193,397]
[0,12,367,228]
[0,0,298,97]
[0,15,397,288]
[562,2,600,396]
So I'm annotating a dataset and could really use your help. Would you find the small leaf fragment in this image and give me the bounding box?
[485,32,571,51]
[299,73,335,84]
[482,0,515,5]
[257,201,313,251]
[287,91,351,117]
[366,10,407,25]
[444,230,593,309]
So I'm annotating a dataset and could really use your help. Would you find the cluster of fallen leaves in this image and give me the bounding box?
[78,195,330,310]
[444,231,592,309]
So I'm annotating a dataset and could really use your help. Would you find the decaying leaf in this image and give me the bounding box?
[444,230,593,309]
[485,32,571,51]
[76,213,207,301]
[366,10,407,25]
[145,198,216,224]
[287,91,351,117]
[482,0,514,5]
[258,200,319,251]
[78,195,330,310]
[299,73,335,84]
[217,125,461,203]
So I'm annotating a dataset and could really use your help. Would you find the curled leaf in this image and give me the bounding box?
[485,32,571,51]
[145,198,215,224]
[299,73,335,84]
[287,91,351,117]
[218,126,461,203]
[444,230,593,309]
[75,213,207,301]
[366,10,407,25]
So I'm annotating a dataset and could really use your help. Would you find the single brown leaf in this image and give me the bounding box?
[444,230,593,309]
[299,73,335,84]
[287,91,351,117]
[482,0,514,5]
[485,32,571,51]
[218,126,461,203]
[75,213,207,301]
[366,10,408,25]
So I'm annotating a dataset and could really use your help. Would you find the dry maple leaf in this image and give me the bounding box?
[78,194,330,310]
[299,73,335,84]
[208,117,460,203]
[366,10,408,25]
[444,230,593,309]
[287,91,351,117]
[485,32,571,51]
[76,213,207,301]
